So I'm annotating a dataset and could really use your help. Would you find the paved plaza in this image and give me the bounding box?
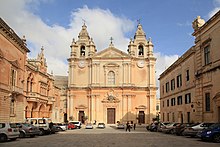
[1,125,219,147]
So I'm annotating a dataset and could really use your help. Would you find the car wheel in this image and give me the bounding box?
[170,129,175,134]
[19,131,25,138]
[213,133,220,143]
[10,138,17,141]
[30,135,35,138]
[39,129,44,136]
[0,134,7,142]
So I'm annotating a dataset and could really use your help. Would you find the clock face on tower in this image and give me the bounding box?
[78,60,85,68]
[137,60,145,68]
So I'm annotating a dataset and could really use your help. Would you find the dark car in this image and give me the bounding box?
[183,123,213,137]
[174,123,194,136]
[146,122,159,132]
[198,123,220,143]
[16,123,40,138]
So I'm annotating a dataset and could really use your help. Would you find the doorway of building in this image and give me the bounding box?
[78,111,85,124]
[64,113,67,123]
[107,108,115,124]
[138,111,145,124]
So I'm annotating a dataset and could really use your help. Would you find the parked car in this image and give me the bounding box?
[198,123,220,143]
[161,123,179,134]
[146,122,160,132]
[68,123,77,130]
[116,124,125,129]
[26,118,52,135]
[97,123,105,129]
[56,123,67,131]
[69,121,81,129]
[157,122,170,132]
[183,123,213,137]
[85,123,93,129]
[16,123,40,138]
[174,123,194,136]
[0,123,19,142]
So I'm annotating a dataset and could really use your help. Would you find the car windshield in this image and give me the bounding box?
[22,123,32,127]
[10,123,17,128]
[208,123,220,129]
[71,122,79,124]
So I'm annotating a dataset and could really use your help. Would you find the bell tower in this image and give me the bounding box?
[128,22,154,58]
[68,23,97,88]
[70,23,96,59]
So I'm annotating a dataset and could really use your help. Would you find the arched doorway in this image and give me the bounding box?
[39,104,46,118]
[138,111,145,124]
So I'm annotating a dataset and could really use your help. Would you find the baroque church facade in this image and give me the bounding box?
[67,23,157,124]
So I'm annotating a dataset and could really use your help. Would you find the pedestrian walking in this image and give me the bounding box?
[126,121,131,132]
[133,123,136,130]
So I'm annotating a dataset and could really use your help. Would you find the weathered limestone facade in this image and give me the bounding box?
[159,10,220,123]
[24,47,56,120]
[0,18,63,123]
[68,23,157,124]
[54,76,68,123]
[192,11,220,123]
[0,18,29,122]
[159,47,196,123]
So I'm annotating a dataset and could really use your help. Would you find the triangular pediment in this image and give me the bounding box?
[93,46,130,58]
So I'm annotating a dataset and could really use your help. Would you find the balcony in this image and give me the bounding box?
[26,92,54,104]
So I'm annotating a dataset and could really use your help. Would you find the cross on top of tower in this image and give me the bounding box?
[137,19,141,24]
[82,19,86,25]
[110,37,113,44]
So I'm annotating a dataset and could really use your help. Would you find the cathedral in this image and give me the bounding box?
[67,22,157,124]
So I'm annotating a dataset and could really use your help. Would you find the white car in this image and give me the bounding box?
[97,123,105,129]
[57,123,67,131]
[85,123,93,129]
[26,118,52,135]
[69,121,82,129]
[0,123,19,142]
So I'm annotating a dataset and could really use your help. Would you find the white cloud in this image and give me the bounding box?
[208,7,220,18]
[208,0,220,18]
[0,0,180,99]
[0,1,134,75]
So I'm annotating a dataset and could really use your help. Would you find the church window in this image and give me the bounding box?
[138,45,144,56]
[108,71,115,85]
[27,74,33,92]
[204,45,210,65]
[80,46,85,56]
[10,68,17,86]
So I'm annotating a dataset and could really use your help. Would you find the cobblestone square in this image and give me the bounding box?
[1,125,219,147]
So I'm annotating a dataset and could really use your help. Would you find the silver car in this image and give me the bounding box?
[0,122,19,142]
[85,123,93,129]
[16,123,40,138]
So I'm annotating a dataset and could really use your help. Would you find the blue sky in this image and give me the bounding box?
[0,0,220,97]
[30,0,217,55]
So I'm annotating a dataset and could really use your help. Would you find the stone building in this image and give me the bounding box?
[54,75,68,123]
[0,18,29,122]
[24,47,56,120]
[67,23,157,124]
[159,10,220,123]
[0,18,62,123]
